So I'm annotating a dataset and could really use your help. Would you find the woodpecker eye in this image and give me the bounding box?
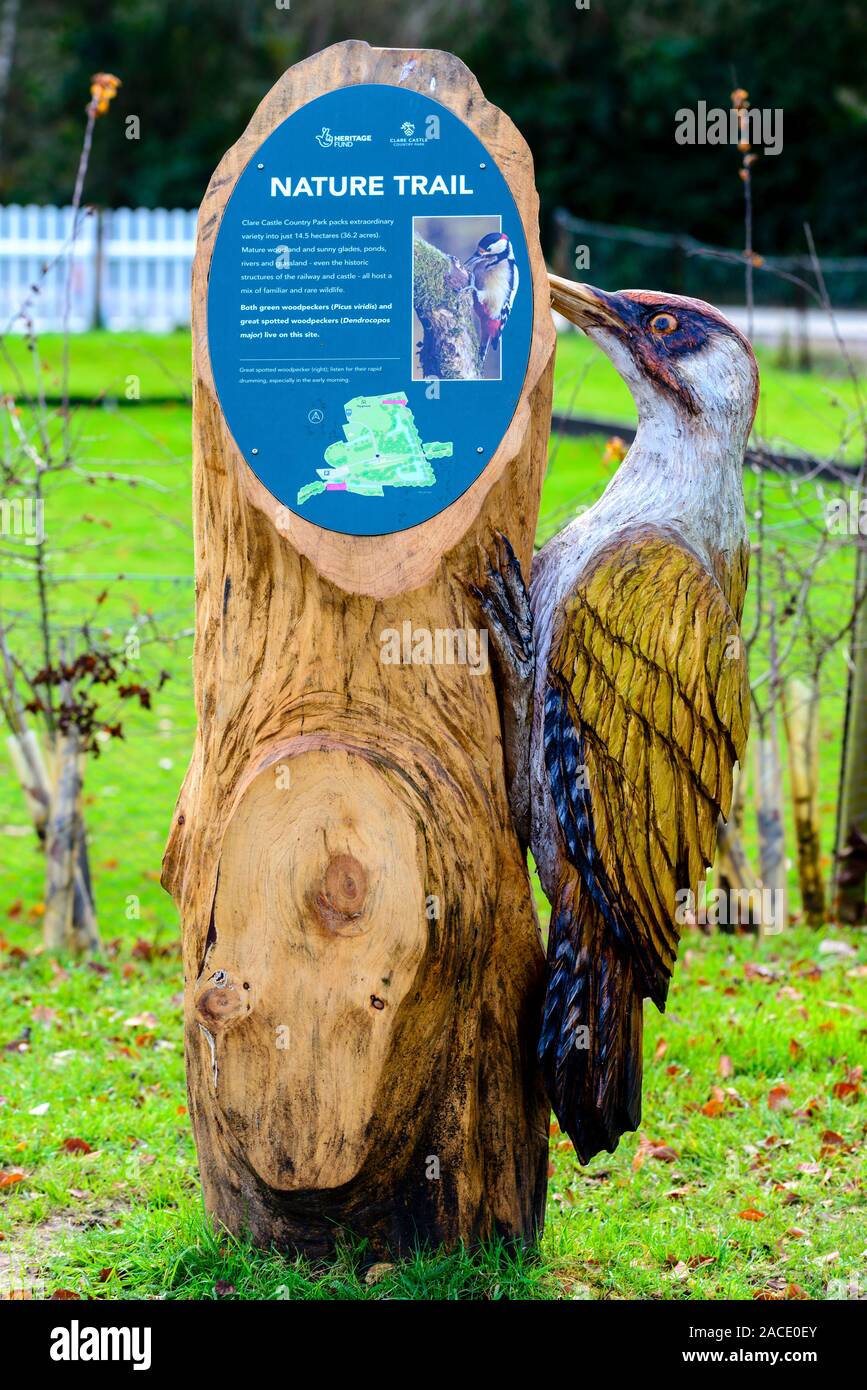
[649,312,679,336]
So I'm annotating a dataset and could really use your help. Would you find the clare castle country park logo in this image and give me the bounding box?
[314,125,372,149]
[391,118,431,147]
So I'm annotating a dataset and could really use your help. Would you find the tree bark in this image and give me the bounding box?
[43,725,81,951]
[755,721,787,935]
[715,775,763,935]
[412,235,481,379]
[783,675,825,926]
[836,541,867,923]
[0,0,19,161]
[7,727,99,950]
[163,41,555,1259]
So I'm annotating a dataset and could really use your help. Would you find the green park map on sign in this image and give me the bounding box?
[297,392,453,506]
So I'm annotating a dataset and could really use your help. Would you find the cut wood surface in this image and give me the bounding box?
[163,41,555,1256]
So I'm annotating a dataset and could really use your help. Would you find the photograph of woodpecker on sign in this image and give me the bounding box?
[411,216,519,380]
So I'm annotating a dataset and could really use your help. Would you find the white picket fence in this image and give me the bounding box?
[0,205,197,333]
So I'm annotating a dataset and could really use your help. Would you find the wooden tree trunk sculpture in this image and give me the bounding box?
[162,41,555,1256]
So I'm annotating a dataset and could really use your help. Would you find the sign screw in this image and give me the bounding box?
[257,162,264,169]
[251,447,259,455]
[479,162,486,169]
[476,446,483,454]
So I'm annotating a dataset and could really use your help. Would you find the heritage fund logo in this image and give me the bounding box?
[314,125,372,149]
[49,1319,152,1371]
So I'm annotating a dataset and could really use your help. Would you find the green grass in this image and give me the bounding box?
[1,928,864,1299]
[1,330,865,1300]
[0,331,192,403]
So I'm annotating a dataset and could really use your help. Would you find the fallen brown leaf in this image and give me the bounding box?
[832,1080,860,1101]
[744,962,778,981]
[632,1136,679,1169]
[819,1130,849,1157]
[61,1138,92,1155]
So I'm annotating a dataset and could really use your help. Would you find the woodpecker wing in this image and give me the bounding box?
[495,260,519,346]
[543,522,749,1009]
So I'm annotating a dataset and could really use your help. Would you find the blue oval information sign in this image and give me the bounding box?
[207,83,533,537]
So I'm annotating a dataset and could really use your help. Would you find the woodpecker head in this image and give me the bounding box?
[464,232,514,271]
[552,280,759,445]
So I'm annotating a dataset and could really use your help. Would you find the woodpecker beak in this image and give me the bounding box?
[464,249,487,270]
[549,277,624,333]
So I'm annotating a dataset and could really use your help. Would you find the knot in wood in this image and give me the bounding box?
[314,853,368,935]
[196,978,246,1031]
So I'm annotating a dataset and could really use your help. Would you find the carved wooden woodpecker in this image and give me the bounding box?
[464,232,519,367]
[470,280,758,1164]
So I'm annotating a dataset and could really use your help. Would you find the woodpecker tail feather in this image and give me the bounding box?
[539,877,644,1163]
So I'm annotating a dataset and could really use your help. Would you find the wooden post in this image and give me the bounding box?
[836,541,867,922]
[755,723,787,936]
[782,676,825,926]
[43,724,80,951]
[163,41,555,1257]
